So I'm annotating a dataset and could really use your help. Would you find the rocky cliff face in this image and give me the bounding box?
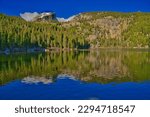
[62,12,147,48]
[20,12,57,22]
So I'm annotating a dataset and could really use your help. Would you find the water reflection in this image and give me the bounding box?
[22,76,53,84]
[0,50,150,86]
[0,50,150,100]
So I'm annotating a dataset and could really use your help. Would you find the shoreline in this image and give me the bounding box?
[0,47,150,55]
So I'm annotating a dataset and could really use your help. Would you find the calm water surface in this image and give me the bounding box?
[0,50,150,100]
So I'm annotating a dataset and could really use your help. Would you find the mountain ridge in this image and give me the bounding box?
[20,11,79,22]
[0,11,150,52]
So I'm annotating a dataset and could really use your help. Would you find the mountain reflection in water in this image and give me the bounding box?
[0,50,150,100]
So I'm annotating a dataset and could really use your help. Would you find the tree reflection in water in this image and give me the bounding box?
[0,50,150,85]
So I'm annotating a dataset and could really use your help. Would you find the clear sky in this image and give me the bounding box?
[0,0,150,18]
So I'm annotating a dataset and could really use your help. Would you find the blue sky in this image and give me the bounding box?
[0,0,150,18]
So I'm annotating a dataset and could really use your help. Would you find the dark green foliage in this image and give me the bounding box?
[0,12,150,50]
[0,14,88,50]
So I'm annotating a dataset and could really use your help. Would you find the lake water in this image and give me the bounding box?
[0,50,150,100]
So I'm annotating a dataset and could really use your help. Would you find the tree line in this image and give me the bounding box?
[0,12,150,51]
[0,14,89,51]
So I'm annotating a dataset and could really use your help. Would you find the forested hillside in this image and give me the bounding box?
[0,12,150,51]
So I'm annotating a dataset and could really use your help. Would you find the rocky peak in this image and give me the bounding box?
[20,12,57,22]
[20,11,79,22]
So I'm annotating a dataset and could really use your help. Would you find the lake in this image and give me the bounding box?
[0,49,150,100]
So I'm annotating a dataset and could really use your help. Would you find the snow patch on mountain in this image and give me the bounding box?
[20,12,39,21]
[20,12,79,22]
[56,15,77,22]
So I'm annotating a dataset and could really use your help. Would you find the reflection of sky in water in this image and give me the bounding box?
[0,75,150,100]
[0,51,150,100]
